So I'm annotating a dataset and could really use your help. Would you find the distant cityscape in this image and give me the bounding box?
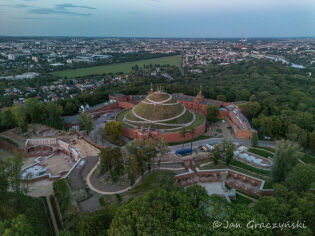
[0,37,314,108]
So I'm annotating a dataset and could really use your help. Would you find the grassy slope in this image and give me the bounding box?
[4,194,55,236]
[0,148,13,160]
[247,147,274,158]
[147,93,170,102]
[52,55,182,78]
[132,98,184,121]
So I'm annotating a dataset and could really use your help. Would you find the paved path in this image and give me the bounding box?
[86,159,146,195]
[45,196,59,235]
[85,160,185,195]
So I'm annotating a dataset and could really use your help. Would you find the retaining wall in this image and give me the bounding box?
[122,119,206,143]
[75,130,103,150]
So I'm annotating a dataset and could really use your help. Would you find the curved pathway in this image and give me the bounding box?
[85,159,184,195]
[85,137,276,195]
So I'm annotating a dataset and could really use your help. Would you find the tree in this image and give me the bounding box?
[180,127,187,149]
[251,132,258,147]
[24,98,46,124]
[0,163,9,204]
[216,95,226,102]
[79,113,93,135]
[46,102,63,129]
[286,124,307,147]
[125,154,138,185]
[0,214,35,236]
[286,163,315,193]
[272,140,303,183]
[109,186,212,236]
[212,144,221,164]
[206,105,219,123]
[6,154,28,209]
[0,108,16,130]
[188,127,196,150]
[153,137,169,169]
[78,205,116,236]
[243,101,261,119]
[104,121,123,142]
[255,184,315,235]
[100,147,124,181]
[64,102,77,116]
[221,138,234,166]
[309,131,315,153]
[11,105,28,133]
[225,142,234,166]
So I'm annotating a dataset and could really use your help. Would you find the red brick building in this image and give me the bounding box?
[108,90,254,141]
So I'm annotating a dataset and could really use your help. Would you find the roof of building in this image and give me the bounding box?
[63,114,80,124]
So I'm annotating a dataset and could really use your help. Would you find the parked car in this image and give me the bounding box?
[175,148,192,156]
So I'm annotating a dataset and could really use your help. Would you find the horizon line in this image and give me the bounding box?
[0,35,314,39]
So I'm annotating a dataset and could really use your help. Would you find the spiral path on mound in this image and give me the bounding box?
[122,92,196,131]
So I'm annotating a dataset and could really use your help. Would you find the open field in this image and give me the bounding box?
[52,55,182,78]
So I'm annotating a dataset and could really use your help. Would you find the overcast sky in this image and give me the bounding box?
[0,0,314,37]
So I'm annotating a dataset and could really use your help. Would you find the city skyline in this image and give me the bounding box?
[0,0,314,37]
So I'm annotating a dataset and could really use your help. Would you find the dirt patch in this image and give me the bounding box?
[0,124,100,159]
[206,120,236,139]
[0,124,74,148]
[42,153,75,176]
[72,138,100,158]
[27,179,54,197]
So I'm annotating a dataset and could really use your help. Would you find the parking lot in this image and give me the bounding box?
[87,109,122,147]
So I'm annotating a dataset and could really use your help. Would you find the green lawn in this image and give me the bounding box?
[256,146,275,153]
[116,109,134,129]
[131,171,175,195]
[230,159,271,175]
[232,194,253,205]
[52,55,182,78]
[199,161,271,179]
[301,154,315,165]
[117,109,205,133]
[247,147,274,158]
[168,135,211,146]
[164,113,205,133]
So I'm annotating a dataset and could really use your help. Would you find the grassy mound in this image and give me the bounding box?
[118,92,205,131]
[132,95,185,121]
[147,92,170,102]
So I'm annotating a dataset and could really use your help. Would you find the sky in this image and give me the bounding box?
[0,0,315,37]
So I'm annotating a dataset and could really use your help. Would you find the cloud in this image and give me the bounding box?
[10,16,40,20]
[55,3,96,10]
[27,3,95,16]
[14,4,30,8]
[28,8,92,16]
[128,11,138,15]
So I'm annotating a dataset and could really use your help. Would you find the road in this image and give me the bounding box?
[168,138,276,153]
[87,109,122,147]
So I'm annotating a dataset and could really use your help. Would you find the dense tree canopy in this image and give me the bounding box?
[104,121,123,141]
[79,113,93,135]
[206,105,219,123]
[272,140,303,183]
